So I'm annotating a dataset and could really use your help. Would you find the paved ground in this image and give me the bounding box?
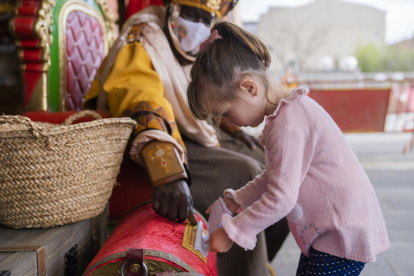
[270,132,414,276]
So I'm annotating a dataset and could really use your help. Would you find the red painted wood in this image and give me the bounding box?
[21,0,40,8]
[23,110,112,124]
[85,204,218,276]
[309,89,391,132]
[22,49,42,63]
[19,39,41,48]
[17,6,39,17]
[22,71,41,108]
[14,17,36,37]
[25,64,44,72]
[126,0,164,19]
[407,87,414,113]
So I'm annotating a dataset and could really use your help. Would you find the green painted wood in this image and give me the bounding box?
[49,0,105,111]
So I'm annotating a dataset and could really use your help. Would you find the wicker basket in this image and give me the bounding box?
[0,111,137,229]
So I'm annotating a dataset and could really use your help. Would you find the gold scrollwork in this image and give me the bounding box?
[145,259,184,275]
[83,249,198,276]
[95,0,116,47]
[9,0,54,111]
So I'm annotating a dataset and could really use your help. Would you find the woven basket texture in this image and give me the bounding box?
[0,111,137,229]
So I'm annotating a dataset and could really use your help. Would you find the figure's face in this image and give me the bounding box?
[180,5,213,26]
[209,75,269,128]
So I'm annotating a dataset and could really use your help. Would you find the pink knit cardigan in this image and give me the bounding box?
[222,87,390,263]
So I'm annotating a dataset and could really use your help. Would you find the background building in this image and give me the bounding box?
[257,0,385,72]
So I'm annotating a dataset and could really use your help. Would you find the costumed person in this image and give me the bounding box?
[282,67,298,89]
[187,21,390,276]
[83,0,289,275]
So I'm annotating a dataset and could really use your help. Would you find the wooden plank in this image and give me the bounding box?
[0,205,109,275]
[0,222,90,275]
[43,220,92,276]
[0,251,37,276]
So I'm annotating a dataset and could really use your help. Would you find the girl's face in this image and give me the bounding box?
[210,75,273,128]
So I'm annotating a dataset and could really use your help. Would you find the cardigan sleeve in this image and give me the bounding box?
[221,101,315,250]
[224,170,269,211]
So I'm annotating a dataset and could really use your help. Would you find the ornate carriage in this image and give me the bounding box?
[9,0,114,111]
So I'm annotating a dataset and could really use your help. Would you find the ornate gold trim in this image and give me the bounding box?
[9,0,54,68]
[144,250,198,273]
[145,259,184,274]
[82,249,198,276]
[95,0,115,46]
[58,0,109,111]
[8,18,16,37]
[9,0,54,111]
[87,259,184,276]
[181,223,208,264]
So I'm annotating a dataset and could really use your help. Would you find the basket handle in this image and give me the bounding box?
[62,110,103,126]
[0,115,44,138]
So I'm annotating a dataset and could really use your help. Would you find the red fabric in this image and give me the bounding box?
[23,110,112,124]
[309,89,390,132]
[126,0,164,20]
[110,153,153,219]
[65,11,106,111]
[85,204,218,276]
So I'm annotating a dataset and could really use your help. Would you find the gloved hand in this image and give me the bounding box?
[152,179,198,225]
[232,131,262,150]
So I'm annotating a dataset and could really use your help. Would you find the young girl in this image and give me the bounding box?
[187,21,390,275]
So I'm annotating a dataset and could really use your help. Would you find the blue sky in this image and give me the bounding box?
[239,0,414,44]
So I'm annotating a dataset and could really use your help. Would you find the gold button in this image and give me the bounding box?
[130,263,140,273]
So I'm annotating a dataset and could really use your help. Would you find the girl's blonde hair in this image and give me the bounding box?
[187,20,290,127]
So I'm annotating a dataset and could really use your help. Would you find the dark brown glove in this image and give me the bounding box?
[152,179,197,225]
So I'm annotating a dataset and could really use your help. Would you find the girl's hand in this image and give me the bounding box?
[223,197,242,214]
[205,197,242,215]
[209,228,233,252]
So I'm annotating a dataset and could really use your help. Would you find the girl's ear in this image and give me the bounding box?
[240,77,258,97]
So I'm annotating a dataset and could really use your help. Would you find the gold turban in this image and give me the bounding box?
[174,0,238,19]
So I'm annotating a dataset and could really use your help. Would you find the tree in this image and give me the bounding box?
[354,43,414,72]
[266,20,330,71]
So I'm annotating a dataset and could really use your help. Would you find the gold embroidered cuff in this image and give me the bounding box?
[140,141,188,188]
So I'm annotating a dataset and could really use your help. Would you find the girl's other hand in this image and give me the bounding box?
[209,228,233,252]
[205,197,242,215]
[223,197,242,214]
